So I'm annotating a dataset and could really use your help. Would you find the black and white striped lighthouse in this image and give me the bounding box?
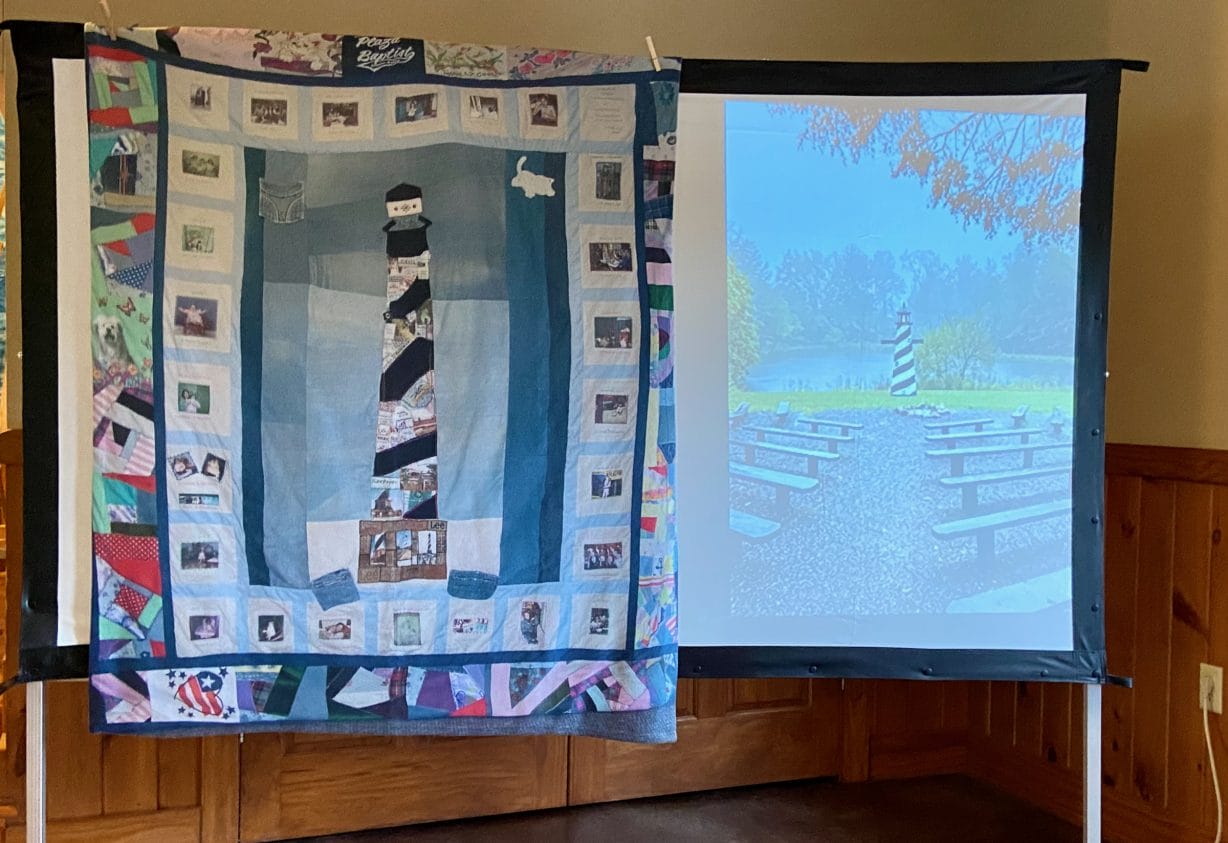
[881,305,920,397]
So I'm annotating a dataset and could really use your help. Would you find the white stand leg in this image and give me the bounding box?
[1084,683,1102,843]
[26,681,45,843]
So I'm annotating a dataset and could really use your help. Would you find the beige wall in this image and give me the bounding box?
[4,0,1224,447]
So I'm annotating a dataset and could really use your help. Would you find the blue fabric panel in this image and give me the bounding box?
[240,147,270,586]
[537,152,570,584]
[258,284,384,584]
[135,489,158,524]
[259,282,309,588]
[498,150,549,585]
[433,300,509,520]
[305,286,385,520]
[286,665,330,722]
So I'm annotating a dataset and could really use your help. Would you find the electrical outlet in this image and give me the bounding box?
[1201,663,1223,714]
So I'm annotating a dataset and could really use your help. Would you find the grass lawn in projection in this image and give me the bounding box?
[725,98,1081,618]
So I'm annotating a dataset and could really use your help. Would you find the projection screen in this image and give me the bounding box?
[674,60,1139,682]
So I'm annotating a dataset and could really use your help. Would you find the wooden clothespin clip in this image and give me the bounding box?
[645,36,661,72]
[98,0,117,40]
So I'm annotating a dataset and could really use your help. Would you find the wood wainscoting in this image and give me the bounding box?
[970,443,1228,842]
[0,677,975,840]
[0,682,238,843]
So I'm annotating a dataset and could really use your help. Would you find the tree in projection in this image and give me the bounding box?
[915,317,997,389]
[828,246,906,343]
[749,246,907,350]
[730,228,805,355]
[991,244,1078,356]
[775,104,1083,246]
[727,256,760,389]
[773,249,835,344]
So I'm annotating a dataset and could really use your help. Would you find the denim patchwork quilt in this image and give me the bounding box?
[84,26,679,741]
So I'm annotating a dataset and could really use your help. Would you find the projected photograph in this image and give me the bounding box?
[725,97,1080,620]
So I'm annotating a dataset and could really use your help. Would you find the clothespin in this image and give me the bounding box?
[98,0,117,40]
[645,36,661,72]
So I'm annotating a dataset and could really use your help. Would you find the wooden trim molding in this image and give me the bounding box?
[1105,442,1228,485]
[6,807,201,843]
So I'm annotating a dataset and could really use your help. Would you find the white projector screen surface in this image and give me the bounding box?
[675,92,1085,651]
[53,57,94,647]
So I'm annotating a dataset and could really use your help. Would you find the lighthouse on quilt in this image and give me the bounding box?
[372,183,438,509]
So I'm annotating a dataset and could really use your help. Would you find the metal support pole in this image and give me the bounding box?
[26,681,46,843]
[1084,683,1102,842]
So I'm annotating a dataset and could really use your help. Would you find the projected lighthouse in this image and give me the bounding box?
[881,305,920,397]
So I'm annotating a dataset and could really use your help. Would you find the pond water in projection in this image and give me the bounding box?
[725,97,1081,625]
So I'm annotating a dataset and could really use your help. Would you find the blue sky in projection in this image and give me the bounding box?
[724,100,1027,267]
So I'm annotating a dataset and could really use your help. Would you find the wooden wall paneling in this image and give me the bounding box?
[674,678,696,718]
[967,446,1228,842]
[1040,684,1072,768]
[237,733,284,839]
[238,733,569,841]
[728,678,810,713]
[694,677,730,719]
[3,681,223,842]
[971,738,1196,843]
[904,681,946,735]
[7,807,203,843]
[839,679,870,783]
[1130,477,1175,808]
[1,434,23,818]
[941,681,969,733]
[199,736,239,843]
[1065,683,1085,776]
[568,679,843,806]
[1166,482,1213,823]
[864,681,969,780]
[0,685,21,816]
[1014,682,1043,757]
[1102,474,1141,795]
[871,680,910,737]
[968,681,991,740]
[157,739,201,810]
[45,683,103,819]
[1205,484,1228,831]
[101,734,160,815]
[1068,681,1084,777]
[988,681,1017,749]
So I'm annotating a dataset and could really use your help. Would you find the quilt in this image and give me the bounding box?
[82,26,680,740]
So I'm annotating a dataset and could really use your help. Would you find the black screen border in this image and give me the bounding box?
[677,58,1143,683]
[8,20,90,682]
